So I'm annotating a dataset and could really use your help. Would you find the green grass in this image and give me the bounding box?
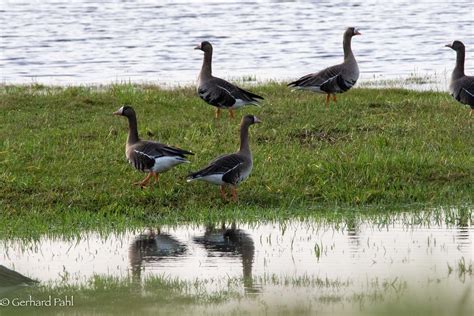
[0,83,473,236]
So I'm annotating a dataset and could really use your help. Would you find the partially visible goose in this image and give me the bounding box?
[445,40,474,115]
[0,265,37,294]
[288,27,361,107]
[195,41,264,119]
[113,105,194,187]
[187,115,261,201]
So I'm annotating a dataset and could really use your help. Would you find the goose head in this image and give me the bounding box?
[242,115,262,126]
[445,40,465,52]
[194,41,213,54]
[113,105,135,118]
[345,27,361,37]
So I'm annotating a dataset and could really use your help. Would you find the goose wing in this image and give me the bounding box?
[198,77,263,108]
[319,72,357,93]
[188,153,246,184]
[288,64,342,90]
[456,76,474,106]
[128,141,193,172]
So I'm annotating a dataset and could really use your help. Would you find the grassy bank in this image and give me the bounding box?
[0,83,472,232]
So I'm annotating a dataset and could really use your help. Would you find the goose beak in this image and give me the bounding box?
[254,117,262,124]
[445,44,452,48]
[354,29,361,36]
[194,44,202,50]
[113,105,126,116]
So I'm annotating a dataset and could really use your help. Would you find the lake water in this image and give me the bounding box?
[1,0,473,88]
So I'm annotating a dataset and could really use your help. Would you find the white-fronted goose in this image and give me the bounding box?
[187,115,261,201]
[288,27,361,107]
[0,265,37,291]
[113,105,194,187]
[195,41,264,119]
[446,40,474,115]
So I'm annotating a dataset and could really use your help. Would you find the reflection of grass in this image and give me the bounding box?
[256,273,351,288]
[366,286,473,316]
[448,257,473,280]
[0,84,473,237]
[1,274,471,316]
[1,275,239,315]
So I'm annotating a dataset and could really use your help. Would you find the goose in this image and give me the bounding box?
[195,41,264,119]
[445,40,474,115]
[187,115,261,201]
[113,105,194,187]
[288,27,361,107]
[0,265,37,293]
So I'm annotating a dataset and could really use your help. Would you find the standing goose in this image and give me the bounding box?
[187,115,261,201]
[288,27,361,107]
[195,41,264,119]
[113,105,194,187]
[445,40,474,115]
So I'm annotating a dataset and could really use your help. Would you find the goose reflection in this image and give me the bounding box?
[346,217,361,255]
[0,265,37,295]
[128,229,187,282]
[455,208,471,252]
[193,222,259,294]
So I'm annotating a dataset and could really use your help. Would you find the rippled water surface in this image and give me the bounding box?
[1,0,473,87]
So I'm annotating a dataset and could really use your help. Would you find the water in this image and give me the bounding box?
[1,213,471,296]
[1,0,473,88]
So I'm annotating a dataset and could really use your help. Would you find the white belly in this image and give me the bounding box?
[152,156,188,173]
[196,174,225,185]
[230,99,250,109]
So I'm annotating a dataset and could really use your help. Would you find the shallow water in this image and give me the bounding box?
[1,211,472,301]
[1,0,473,88]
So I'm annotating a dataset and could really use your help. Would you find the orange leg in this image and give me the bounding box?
[135,172,153,188]
[220,185,228,201]
[325,94,330,108]
[215,108,221,119]
[153,173,160,183]
[333,94,337,103]
[228,109,235,118]
[230,186,238,202]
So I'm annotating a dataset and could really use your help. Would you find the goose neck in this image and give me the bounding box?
[453,48,465,79]
[343,35,354,60]
[126,114,140,145]
[239,123,251,156]
[200,49,213,79]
